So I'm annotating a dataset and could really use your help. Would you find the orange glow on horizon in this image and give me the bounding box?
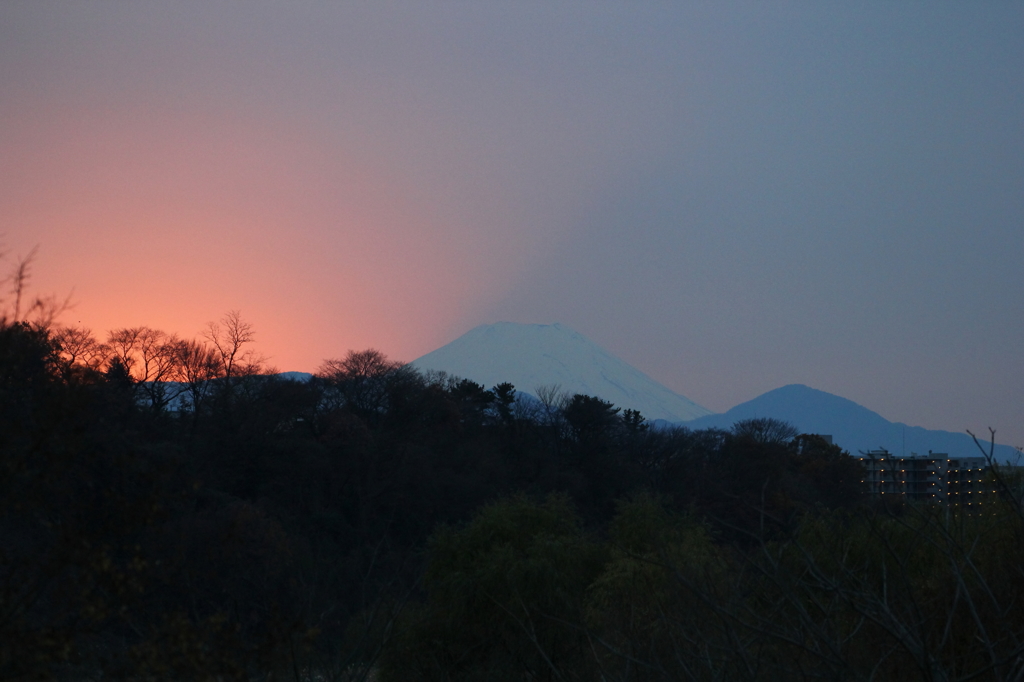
[2,98,511,371]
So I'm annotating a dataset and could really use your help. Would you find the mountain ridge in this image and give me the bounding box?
[294,324,1018,463]
[682,383,1018,462]
[410,321,713,422]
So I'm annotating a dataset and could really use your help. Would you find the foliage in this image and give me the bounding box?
[11,295,1012,680]
[380,495,605,682]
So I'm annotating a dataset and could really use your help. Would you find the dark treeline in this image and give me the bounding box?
[2,315,1022,681]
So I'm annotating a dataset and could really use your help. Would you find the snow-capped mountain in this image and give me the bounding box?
[411,322,712,422]
[684,384,1018,462]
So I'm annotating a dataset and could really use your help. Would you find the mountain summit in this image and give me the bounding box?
[411,322,712,422]
[684,384,1017,461]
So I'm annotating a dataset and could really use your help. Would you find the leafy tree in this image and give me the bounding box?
[492,382,517,424]
[381,495,605,682]
[584,493,725,681]
[564,393,621,444]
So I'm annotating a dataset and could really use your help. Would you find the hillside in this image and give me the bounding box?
[411,322,712,422]
[684,384,1018,462]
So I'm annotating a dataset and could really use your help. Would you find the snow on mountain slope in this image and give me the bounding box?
[410,322,712,422]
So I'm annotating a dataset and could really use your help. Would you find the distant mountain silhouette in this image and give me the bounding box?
[294,334,1017,463]
[411,322,712,422]
[277,371,313,382]
[683,384,1018,462]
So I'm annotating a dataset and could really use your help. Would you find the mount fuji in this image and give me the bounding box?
[406,323,1018,462]
[411,322,712,422]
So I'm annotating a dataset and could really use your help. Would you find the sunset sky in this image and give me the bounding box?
[2,3,1023,445]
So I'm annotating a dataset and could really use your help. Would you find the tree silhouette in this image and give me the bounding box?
[204,310,262,381]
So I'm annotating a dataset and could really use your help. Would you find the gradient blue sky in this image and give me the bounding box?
[2,2,1022,446]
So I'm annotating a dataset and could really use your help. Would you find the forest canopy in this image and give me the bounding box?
[1,309,1022,681]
